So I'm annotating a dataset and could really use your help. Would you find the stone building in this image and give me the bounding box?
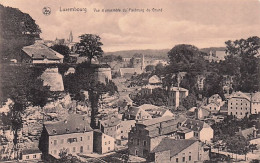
[93,130,115,154]
[152,138,200,163]
[39,114,93,158]
[128,116,186,159]
[21,41,64,64]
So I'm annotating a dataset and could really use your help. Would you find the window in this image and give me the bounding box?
[73,147,76,152]
[87,145,90,150]
[67,138,77,143]
[143,140,147,146]
[182,157,185,162]
[88,136,90,140]
[176,158,179,162]
[105,142,107,145]
[33,155,36,158]
[54,150,57,154]
[231,103,232,105]
[241,107,242,110]
[108,141,110,144]
[236,112,237,115]
[54,140,57,145]
[121,131,123,133]
[26,156,29,159]
[241,112,242,115]
[80,137,83,141]
[189,156,191,161]
[231,107,232,109]
[137,139,140,145]
[61,139,64,144]
[108,147,110,150]
[80,146,83,153]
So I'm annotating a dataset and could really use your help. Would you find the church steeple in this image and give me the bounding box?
[68,31,73,43]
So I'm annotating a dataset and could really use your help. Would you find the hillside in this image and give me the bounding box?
[105,49,170,59]
[104,47,226,59]
[200,47,226,55]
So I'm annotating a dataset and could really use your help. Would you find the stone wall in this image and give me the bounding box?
[40,68,64,91]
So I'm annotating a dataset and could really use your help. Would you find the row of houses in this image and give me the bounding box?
[128,116,213,162]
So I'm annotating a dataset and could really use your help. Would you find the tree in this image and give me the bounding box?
[168,44,205,72]
[50,45,70,63]
[75,34,103,64]
[182,93,197,109]
[0,65,50,159]
[145,65,155,72]
[224,36,260,92]
[0,4,41,62]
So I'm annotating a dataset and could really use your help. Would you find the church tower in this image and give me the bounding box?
[141,54,145,71]
[68,31,73,43]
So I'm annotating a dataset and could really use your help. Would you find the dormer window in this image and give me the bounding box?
[53,129,57,134]
[66,128,70,132]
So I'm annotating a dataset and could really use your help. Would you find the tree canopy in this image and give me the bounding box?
[0,4,41,62]
[75,34,104,64]
[50,44,71,63]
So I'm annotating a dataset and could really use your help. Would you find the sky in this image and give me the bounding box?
[1,0,260,52]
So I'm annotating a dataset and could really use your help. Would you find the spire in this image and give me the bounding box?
[141,54,145,70]
[68,31,73,43]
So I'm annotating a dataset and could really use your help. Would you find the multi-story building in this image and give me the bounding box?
[227,91,251,119]
[128,116,186,159]
[152,138,200,163]
[99,117,121,140]
[197,75,205,91]
[93,130,115,154]
[228,91,260,118]
[168,87,189,108]
[39,114,93,158]
[251,92,260,114]
[182,119,213,143]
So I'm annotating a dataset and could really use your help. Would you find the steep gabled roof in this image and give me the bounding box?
[229,91,251,101]
[124,107,141,117]
[152,138,197,157]
[44,114,92,136]
[100,117,121,128]
[138,116,175,126]
[182,119,210,132]
[22,43,63,60]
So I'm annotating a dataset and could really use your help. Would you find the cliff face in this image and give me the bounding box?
[40,68,64,91]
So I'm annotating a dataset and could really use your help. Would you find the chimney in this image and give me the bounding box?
[238,127,242,132]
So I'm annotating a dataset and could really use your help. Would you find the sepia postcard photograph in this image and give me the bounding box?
[0,0,260,162]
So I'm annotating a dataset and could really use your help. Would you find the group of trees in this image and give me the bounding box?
[0,64,51,158]
[132,88,168,106]
[0,4,41,62]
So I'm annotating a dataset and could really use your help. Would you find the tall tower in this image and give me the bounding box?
[68,31,73,43]
[141,54,145,71]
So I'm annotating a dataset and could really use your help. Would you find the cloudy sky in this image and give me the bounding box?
[1,0,260,52]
